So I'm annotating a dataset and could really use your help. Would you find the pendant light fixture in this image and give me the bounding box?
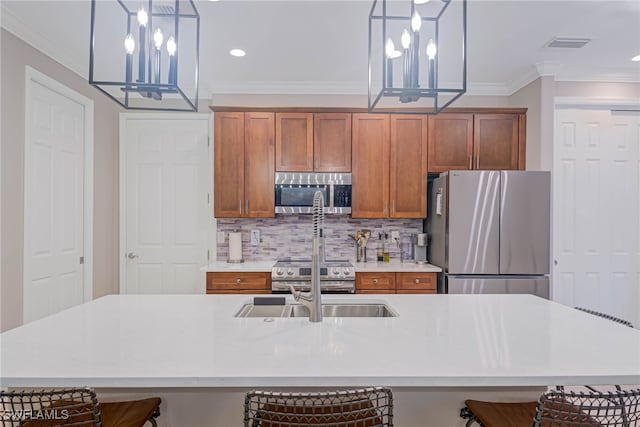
[89,0,200,111]
[368,0,467,114]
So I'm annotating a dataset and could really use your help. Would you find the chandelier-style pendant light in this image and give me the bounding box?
[368,0,467,114]
[89,0,200,111]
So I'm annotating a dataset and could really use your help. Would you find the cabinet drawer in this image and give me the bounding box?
[206,272,271,290]
[207,289,272,294]
[356,289,396,294]
[355,272,396,290]
[397,289,437,294]
[396,272,437,290]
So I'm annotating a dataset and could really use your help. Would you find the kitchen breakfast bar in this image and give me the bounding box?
[1,294,639,426]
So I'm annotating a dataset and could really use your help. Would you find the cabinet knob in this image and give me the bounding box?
[236,278,242,285]
[415,278,420,284]
[373,279,378,284]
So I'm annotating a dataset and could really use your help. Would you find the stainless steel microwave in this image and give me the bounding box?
[275,172,352,214]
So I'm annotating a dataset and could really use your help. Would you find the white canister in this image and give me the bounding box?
[228,231,244,263]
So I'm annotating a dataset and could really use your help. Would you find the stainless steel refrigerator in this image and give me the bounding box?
[426,171,550,298]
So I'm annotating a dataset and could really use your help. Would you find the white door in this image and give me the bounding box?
[554,108,640,327]
[24,72,92,323]
[122,117,210,294]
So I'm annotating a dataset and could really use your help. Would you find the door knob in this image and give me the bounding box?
[127,252,139,259]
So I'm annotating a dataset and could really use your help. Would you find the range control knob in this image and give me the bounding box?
[275,268,284,276]
[343,267,352,275]
[331,267,341,276]
[287,268,295,276]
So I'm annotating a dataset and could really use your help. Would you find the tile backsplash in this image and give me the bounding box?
[216,216,423,262]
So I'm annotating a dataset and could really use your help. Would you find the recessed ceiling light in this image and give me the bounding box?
[229,49,246,57]
[209,0,220,2]
[414,0,430,4]
[632,55,640,62]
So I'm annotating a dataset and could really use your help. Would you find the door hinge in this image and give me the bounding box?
[208,193,211,204]
[207,136,211,147]
[207,250,211,261]
[79,256,84,265]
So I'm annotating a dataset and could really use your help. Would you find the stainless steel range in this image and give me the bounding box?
[271,259,356,294]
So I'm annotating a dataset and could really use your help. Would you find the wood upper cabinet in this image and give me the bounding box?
[313,113,352,172]
[474,114,519,170]
[275,113,313,171]
[214,112,275,218]
[428,113,523,173]
[214,112,244,217]
[390,115,428,218]
[428,113,474,173]
[245,112,275,217]
[351,114,390,218]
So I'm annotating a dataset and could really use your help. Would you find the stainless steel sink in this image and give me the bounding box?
[235,303,397,318]
[289,304,397,318]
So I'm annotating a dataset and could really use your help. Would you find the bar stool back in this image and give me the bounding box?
[244,387,393,427]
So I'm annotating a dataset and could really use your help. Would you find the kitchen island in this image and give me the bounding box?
[2,294,638,426]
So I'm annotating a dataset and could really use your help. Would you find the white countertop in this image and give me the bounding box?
[354,261,442,272]
[201,260,441,273]
[200,260,276,272]
[2,294,638,388]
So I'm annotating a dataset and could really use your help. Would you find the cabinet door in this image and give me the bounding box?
[427,114,473,173]
[351,114,390,218]
[390,115,428,218]
[245,112,275,218]
[214,112,244,217]
[275,113,313,171]
[473,114,519,170]
[313,113,352,172]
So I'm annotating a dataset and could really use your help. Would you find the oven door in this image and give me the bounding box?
[275,185,327,214]
[272,281,355,294]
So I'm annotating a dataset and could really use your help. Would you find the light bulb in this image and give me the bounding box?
[166,36,177,56]
[414,0,430,4]
[137,8,148,27]
[124,33,135,54]
[426,39,437,59]
[411,11,422,32]
[401,29,411,49]
[154,28,164,49]
[632,55,640,62]
[386,38,396,59]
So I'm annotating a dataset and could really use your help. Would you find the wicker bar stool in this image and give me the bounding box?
[459,308,635,427]
[244,387,393,427]
[0,387,161,427]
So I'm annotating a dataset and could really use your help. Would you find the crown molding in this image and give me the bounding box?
[555,72,640,83]
[1,3,87,79]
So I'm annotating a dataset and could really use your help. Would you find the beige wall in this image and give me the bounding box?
[0,29,121,332]
[209,93,510,108]
[555,81,640,99]
[509,78,542,170]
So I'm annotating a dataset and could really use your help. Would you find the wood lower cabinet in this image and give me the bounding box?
[275,113,313,171]
[355,272,437,294]
[352,114,390,218]
[214,112,275,218]
[355,272,396,293]
[396,272,437,292]
[314,113,352,172]
[206,272,271,294]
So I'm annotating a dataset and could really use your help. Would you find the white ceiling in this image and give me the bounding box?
[2,0,640,98]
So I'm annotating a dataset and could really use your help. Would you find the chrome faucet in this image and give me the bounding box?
[288,191,324,322]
